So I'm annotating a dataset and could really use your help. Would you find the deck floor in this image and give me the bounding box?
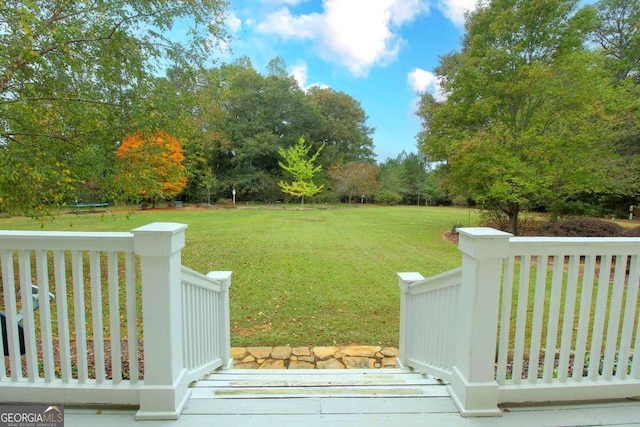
[63,369,640,426]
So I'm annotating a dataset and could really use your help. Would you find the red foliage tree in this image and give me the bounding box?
[116,130,187,205]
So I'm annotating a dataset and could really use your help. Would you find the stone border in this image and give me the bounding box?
[231,346,399,369]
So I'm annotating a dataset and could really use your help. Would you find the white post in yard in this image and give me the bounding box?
[132,223,189,420]
[448,227,511,417]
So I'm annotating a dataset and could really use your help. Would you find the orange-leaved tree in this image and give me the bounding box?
[116,129,187,206]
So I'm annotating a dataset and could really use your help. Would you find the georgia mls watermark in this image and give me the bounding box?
[0,405,64,427]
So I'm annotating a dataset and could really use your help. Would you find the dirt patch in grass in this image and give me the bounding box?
[443,231,459,245]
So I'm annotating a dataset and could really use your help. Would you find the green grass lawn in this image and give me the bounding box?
[0,204,478,347]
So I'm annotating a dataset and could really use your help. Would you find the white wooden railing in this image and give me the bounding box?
[181,267,232,382]
[0,223,232,420]
[496,236,640,404]
[400,228,640,417]
[398,268,461,381]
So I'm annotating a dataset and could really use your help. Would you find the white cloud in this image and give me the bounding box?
[255,8,318,40]
[255,0,430,77]
[408,68,446,101]
[290,62,308,88]
[408,68,446,118]
[436,0,477,28]
[226,12,242,33]
[408,68,436,92]
[289,61,329,90]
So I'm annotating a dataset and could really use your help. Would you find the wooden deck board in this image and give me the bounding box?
[191,385,449,398]
[63,400,640,427]
[185,395,455,415]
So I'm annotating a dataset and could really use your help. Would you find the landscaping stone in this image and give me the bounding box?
[343,356,376,369]
[317,358,345,369]
[381,347,399,357]
[292,346,311,356]
[235,362,259,369]
[230,346,399,370]
[341,346,381,357]
[382,357,397,367]
[248,347,273,359]
[313,346,339,360]
[231,347,248,359]
[289,361,315,369]
[259,359,285,369]
[271,346,292,360]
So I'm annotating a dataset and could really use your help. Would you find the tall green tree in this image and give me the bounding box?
[307,87,376,166]
[377,157,408,203]
[592,0,640,82]
[422,167,449,206]
[377,152,431,205]
[278,137,324,205]
[417,0,628,234]
[216,59,304,201]
[146,68,228,204]
[591,0,640,161]
[399,152,429,205]
[194,57,372,203]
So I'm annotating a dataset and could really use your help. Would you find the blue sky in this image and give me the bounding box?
[217,0,476,162]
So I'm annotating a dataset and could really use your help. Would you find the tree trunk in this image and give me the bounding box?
[506,202,520,235]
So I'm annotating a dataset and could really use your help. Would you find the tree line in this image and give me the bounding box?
[5,0,640,221]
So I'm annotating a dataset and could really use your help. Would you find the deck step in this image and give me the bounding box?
[191,385,447,398]
[184,368,455,416]
[196,369,443,387]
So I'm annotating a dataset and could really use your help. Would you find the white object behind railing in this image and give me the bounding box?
[399,227,640,417]
[0,223,232,420]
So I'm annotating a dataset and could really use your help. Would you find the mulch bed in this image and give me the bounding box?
[443,231,459,245]
[4,339,144,380]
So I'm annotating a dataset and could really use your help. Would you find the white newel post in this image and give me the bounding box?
[449,227,511,417]
[132,223,189,420]
[397,272,425,370]
[207,270,233,369]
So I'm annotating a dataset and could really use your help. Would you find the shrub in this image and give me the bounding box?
[452,195,469,207]
[548,200,604,220]
[374,191,403,206]
[216,198,234,206]
[479,208,509,231]
[313,191,340,204]
[451,223,464,233]
[479,209,548,235]
[518,213,547,236]
[539,217,624,237]
[623,226,640,237]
